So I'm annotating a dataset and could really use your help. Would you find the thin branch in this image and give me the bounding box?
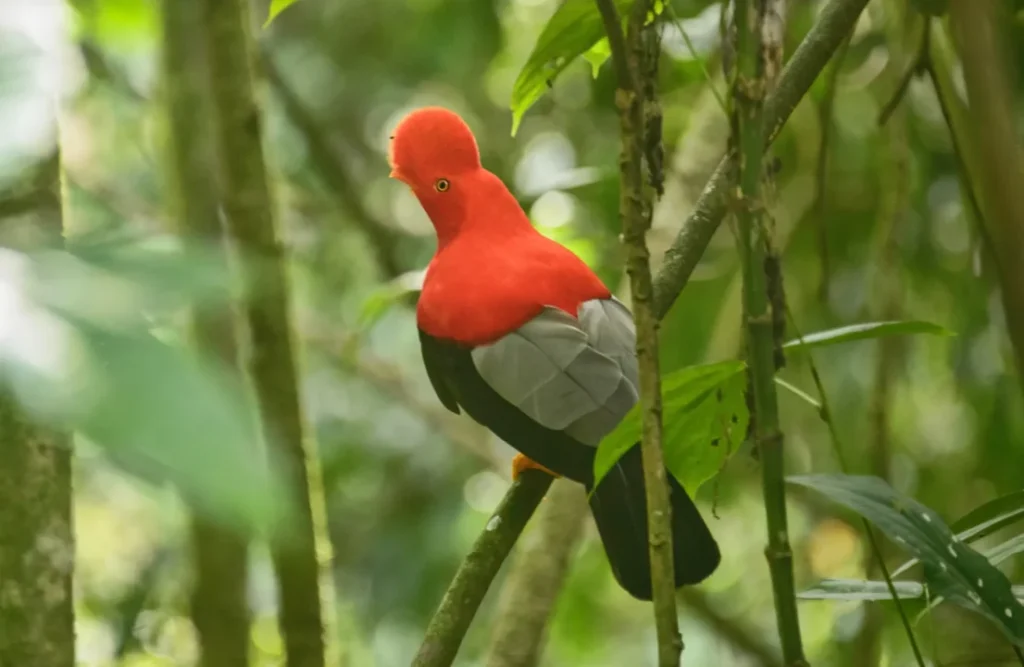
[814,32,851,304]
[653,0,873,321]
[200,0,330,665]
[411,1,873,662]
[596,0,681,663]
[411,471,554,667]
[484,480,589,667]
[259,52,404,279]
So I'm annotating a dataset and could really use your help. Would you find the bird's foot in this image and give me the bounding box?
[511,453,560,481]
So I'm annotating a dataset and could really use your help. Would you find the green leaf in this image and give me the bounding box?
[892,490,1024,577]
[0,245,291,537]
[593,360,747,492]
[799,578,927,602]
[510,0,630,136]
[783,321,953,352]
[789,474,1024,645]
[265,0,302,27]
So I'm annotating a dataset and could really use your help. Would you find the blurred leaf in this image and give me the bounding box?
[893,490,1024,577]
[911,0,948,16]
[789,474,1024,645]
[357,269,423,330]
[0,245,291,536]
[510,0,629,136]
[265,0,303,27]
[594,360,746,492]
[782,320,953,352]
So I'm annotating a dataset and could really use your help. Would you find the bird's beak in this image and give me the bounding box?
[389,167,410,185]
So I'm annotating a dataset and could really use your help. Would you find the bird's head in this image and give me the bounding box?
[388,107,484,241]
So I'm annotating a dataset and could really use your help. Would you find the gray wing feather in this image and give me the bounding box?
[470,298,639,447]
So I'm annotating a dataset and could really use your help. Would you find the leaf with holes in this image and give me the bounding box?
[789,474,1024,645]
[892,490,1024,577]
[782,321,953,352]
[593,360,746,493]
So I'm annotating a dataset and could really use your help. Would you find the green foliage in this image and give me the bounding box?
[783,321,954,353]
[790,474,1024,645]
[0,236,291,536]
[510,0,629,136]
[593,360,747,492]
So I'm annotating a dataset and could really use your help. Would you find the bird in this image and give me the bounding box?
[388,106,720,600]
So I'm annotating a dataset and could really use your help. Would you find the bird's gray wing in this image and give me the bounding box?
[469,297,639,447]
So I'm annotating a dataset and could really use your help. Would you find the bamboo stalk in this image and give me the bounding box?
[732,0,806,664]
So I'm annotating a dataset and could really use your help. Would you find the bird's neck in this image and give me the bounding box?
[430,170,534,251]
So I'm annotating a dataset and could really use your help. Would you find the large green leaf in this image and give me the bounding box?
[790,474,1024,645]
[782,321,953,352]
[510,0,633,136]
[593,360,747,492]
[892,490,1024,577]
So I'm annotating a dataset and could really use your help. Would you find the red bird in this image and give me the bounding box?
[389,107,720,600]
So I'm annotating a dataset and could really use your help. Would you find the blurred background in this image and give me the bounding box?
[1,0,1023,665]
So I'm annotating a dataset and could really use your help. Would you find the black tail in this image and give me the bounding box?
[586,444,720,601]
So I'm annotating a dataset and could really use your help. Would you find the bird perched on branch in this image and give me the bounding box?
[388,106,720,600]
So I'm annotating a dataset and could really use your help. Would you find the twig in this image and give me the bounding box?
[411,1,873,661]
[814,33,852,304]
[484,480,589,667]
[595,0,681,664]
[200,0,331,665]
[160,1,250,665]
[653,0,873,321]
[411,471,554,667]
[732,0,806,663]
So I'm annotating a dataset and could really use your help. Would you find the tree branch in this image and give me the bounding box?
[160,2,251,665]
[200,0,331,665]
[0,137,73,667]
[949,0,1024,388]
[596,0,681,664]
[484,479,589,667]
[410,1,872,662]
[653,0,872,321]
[411,470,554,667]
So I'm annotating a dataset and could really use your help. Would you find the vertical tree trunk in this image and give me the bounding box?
[0,159,75,667]
[200,0,329,665]
[159,1,251,665]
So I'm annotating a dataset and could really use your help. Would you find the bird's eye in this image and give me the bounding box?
[434,178,450,193]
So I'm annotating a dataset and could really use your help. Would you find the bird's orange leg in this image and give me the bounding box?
[511,453,560,480]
